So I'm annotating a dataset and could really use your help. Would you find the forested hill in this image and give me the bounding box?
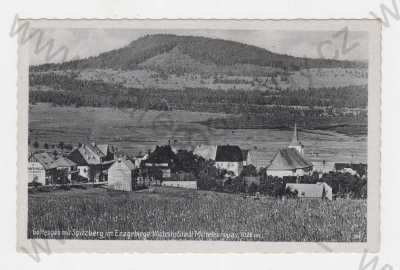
[29,34,368,135]
[31,34,367,72]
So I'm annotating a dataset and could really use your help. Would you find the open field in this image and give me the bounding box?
[29,104,367,163]
[28,187,366,241]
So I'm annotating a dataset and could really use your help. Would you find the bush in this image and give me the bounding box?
[33,141,39,148]
[28,181,43,187]
[241,165,258,177]
[258,176,286,198]
[320,172,367,199]
[247,182,258,195]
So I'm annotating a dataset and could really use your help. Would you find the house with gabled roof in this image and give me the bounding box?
[215,145,244,176]
[267,124,313,178]
[28,152,79,185]
[68,142,115,183]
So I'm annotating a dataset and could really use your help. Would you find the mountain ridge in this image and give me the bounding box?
[30,34,367,73]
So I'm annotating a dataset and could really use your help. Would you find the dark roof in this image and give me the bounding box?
[215,145,244,162]
[68,148,89,166]
[146,145,176,164]
[268,148,312,170]
[75,144,103,165]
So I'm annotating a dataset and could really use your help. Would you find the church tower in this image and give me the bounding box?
[288,123,304,156]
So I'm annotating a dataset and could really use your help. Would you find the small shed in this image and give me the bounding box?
[286,182,333,200]
[161,180,198,189]
[108,158,135,191]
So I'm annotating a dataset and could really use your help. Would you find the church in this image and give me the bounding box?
[266,124,313,178]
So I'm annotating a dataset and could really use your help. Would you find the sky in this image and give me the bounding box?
[28,28,369,65]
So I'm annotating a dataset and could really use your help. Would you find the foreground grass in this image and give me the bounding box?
[28,187,366,241]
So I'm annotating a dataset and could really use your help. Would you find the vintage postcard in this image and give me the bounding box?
[16,19,380,253]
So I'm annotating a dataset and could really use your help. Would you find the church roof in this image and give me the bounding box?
[267,148,312,171]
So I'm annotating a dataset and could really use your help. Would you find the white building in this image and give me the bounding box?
[161,181,197,189]
[28,152,55,185]
[108,158,136,191]
[286,182,333,200]
[28,161,46,185]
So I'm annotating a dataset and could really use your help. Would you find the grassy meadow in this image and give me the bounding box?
[28,187,367,242]
[29,103,367,163]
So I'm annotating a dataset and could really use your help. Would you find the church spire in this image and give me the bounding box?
[290,123,299,146]
[288,123,304,155]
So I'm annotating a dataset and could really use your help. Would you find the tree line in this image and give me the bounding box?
[198,164,367,199]
[29,72,367,109]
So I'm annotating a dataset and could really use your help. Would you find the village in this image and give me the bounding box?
[28,124,367,200]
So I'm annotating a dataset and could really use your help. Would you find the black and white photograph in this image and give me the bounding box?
[16,19,380,252]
